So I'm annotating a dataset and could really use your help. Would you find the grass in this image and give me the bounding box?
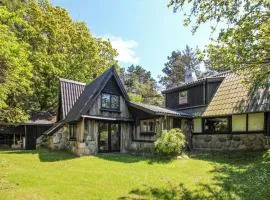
[0,148,270,200]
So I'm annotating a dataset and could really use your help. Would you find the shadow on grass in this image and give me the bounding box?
[120,150,270,200]
[0,147,77,162]
[95,153,174,164]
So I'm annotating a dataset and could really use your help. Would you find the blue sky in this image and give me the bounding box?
[51,0,213,79]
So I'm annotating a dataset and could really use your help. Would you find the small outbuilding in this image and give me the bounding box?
[0,112,55,150]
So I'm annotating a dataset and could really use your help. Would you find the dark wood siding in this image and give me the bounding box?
[206,81,222,104]
[165,80,222,110]
[102,77,121,95]
[166,84,204,109]
[25,125,52,150]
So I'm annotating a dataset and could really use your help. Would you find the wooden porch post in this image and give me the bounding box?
[80,118,85,142]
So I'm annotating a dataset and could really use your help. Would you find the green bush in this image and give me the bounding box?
[154,128,186,157]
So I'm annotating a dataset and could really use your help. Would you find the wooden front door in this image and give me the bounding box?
[98,122,121,153]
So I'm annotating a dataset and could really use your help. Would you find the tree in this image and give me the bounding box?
[0,0,118,122]
[159,45,200,89]
[0,23,32,122]
[168,0,270,85]
[122,65,163,106]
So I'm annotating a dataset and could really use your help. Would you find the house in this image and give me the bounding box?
[44,67,189,155]
[43,67,270,155]
[0,112,54,150]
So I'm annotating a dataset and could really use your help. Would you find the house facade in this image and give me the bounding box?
[43,67,270,155]
[163,72,270,150]
[44,67,189,155]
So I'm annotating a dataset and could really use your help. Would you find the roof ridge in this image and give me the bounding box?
[162,71,230,94]
[59,78,86,85]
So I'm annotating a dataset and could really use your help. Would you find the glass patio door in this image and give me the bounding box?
[98,122,120,153]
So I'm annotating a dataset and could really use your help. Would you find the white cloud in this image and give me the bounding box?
[101,35,139,64]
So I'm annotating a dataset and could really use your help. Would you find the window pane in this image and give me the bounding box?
[204,118,228,133]
[179,91,188,104]
[140,119,155,132]
[111,95,120,109]
[141,120,148,132]
[101,94,110,108]
[149,120,154,132]
[248,113,264,131]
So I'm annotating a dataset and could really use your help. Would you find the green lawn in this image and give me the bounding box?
[0,148,270,200]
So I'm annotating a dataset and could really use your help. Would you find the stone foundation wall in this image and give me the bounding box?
[193,133,270,151]
[39,126,85,156]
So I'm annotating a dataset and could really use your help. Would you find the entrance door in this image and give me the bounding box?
[98,122,120,152]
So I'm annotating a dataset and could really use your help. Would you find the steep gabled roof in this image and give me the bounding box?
[59,78,86,119]
[203,73,270,117]
[65,67,129,122]
[129,102,191,117]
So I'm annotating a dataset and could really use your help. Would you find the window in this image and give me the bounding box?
[179,90,188,104]
[248,113,264,131]
[69,124,77,140]
[204,118,229,133]
[140,119,155,132]
[101,93,120,110]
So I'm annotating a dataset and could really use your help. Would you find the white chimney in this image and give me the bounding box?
[185,69,197,83]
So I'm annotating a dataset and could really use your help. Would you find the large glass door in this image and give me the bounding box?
[98,122,120,153]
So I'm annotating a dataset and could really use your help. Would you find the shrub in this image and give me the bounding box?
[154,128,186,157]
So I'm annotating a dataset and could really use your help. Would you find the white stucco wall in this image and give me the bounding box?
[248,113,264,131]
[232,114,246,132]
[193,118,202,133]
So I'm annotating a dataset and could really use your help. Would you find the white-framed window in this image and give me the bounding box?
[179,90,188,104]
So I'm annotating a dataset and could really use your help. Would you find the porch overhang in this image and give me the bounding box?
[81,115,134,122]
[128,102,191,118]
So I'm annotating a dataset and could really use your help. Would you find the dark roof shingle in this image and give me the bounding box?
[129,102,190,117]
[64,67,129,122]
[60,78,85,119]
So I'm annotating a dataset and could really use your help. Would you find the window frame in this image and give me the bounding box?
[101,93,120,111]
[69,124,77,140]
[179,90,188,105]
[140,119,156,134]
[203,117,231,134]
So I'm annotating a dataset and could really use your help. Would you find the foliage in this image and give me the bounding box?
[168,0,270,85]
[0,0,118,122]
[122,65,164,106]
[154,128,186,156]
[159,45,200,89]
[0,22,32,122]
